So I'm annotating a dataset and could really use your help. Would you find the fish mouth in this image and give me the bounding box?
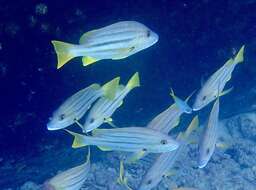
[198,160,208,169]
[192,106,201,111]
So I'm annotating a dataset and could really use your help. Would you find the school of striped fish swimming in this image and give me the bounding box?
[44,21,246,190]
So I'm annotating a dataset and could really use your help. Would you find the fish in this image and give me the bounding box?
[51,21,159,69]
[138,116,199,190]
[43,148,90,190]
[193,45,244,111]
[47,77,120,130]
[117,160,133,190]
[82,72,140,133]
[170,88,193,114]
[125,92,194,163]
[198,97,220,168]
[66,127,179,153]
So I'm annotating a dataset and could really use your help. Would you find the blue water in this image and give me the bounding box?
[1,0,256,189]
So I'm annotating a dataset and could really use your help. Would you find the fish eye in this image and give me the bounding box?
[146,30,151,37]
[147,179,152,185]
[89,118,95,123]
[59,114,65,121]
[142,148,147,151]
[202,96,207,101]
[160,139,168,145]
[206,148,210,154]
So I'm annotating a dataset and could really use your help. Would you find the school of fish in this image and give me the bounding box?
[46,20,246,190]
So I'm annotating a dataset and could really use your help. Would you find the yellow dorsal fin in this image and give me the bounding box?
[233,45,245,65]
[101,77,120,99]
[82,56,98,66]
[183,115,199,139]
[79,30,97,44]
[126,72,140,90]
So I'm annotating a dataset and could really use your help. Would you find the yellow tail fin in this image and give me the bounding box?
[233,45,245,65]
[51,40,76,69]
[102,77,120,99]
[65,130,87,148]
[126,72,140,90]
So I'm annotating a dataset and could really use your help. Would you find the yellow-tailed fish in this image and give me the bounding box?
[43,148,90,190]
[117,160,133,190]
[193,45,244,111]
[138,116,199,190]
[51,21,158,69]
[66,127,179,153]
[198,97,220,168]
[82,72,140,133]
[47,77,119,130]
[170,88,193,114]
[125,92,194,163]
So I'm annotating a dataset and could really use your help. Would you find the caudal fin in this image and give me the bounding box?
[65,130,87,148]
[126,72,140,90]
[51,40,76,69]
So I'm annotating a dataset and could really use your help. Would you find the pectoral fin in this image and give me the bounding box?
[220,87,233,97]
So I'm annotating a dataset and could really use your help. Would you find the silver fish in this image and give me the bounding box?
[47,77,119,130]
[83,72,140,133]
[139,116,199,190]
[52,21,158,69]
[193,45,244,111]
[198,98,220,168]
[43,148,90,190]
[67,127,179,153]
[125,92,194,163]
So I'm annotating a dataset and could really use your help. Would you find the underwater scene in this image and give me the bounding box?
[1,0,256,189]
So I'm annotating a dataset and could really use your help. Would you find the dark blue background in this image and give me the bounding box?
[1,0,256,159]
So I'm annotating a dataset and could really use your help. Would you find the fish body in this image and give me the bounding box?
[52,21,158,69]
[170,88,193,114]
[67,127,179,153]
[193,45,244,111]
[139,116,199,190]
[83,72,140,133]
[47,77,120,130]
[43,149,90,190]
[198,98,220,168]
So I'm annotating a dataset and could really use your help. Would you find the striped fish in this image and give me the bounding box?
[198,98,220,168]
[138,116,199,190]
[193,45,244,111]
[125,92,193,163]
[82,72,140,133]
[47,77,119,130]
[43,148,90,190]
[51,21,158,69]
[66,127,179,153]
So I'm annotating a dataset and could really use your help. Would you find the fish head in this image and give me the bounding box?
[84,115,104,133]
[198,140,215,169]
[158,137,180,153]
[47,111,74,130]
[129,26,158,55]
[139,174,162,190]
[193,89,215,111]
